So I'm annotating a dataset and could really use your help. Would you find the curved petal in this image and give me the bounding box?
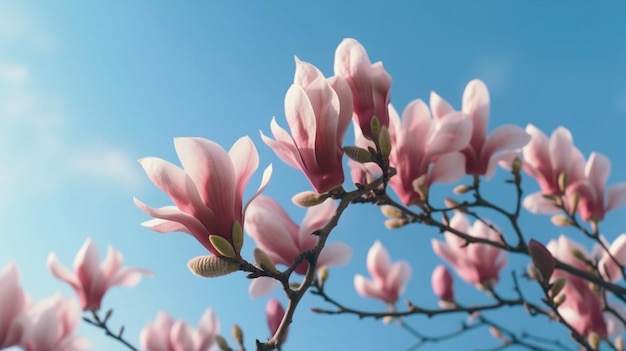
[262,119,305,171]
[134,199,212,240]
[424,111,472,160]
[170,321,194,351]
[606,183,626,212]
[354,275,382,300]
[229,136,259,215]
[243,164,273,217]
[430,91,454,119]
[462,79,490,148]
[140,218,192,235]
[249,277,277,298]
[585,152,610,194]
[298,198,336,249]
[522,192,560,214]
[481,125,530,162]
[284,85,317,167]
[318,242,352,267]
[367,241,391,282]
[386,261,411,298]
[327,75,353,143]
[110,267,152,287]
[46,254,80,291]
[428,152,466,185]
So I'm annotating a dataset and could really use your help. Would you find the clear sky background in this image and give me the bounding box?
[1,2,626,351]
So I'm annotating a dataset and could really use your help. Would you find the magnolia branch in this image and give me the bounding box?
[82,309,138,351]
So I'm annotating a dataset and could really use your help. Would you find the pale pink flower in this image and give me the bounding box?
[430,80,530,177]
[0,263,29,349]
[47,238,152,311]
[519,125,586,214]
[135,136,272,257]
[244,195,352,297]
[547,236,612,337]
[262,58,352,193]
[598,234,626,282]
[266,299,287,342]
[431,265,454,302]
[431,212,506,289]
[140,309,219,351]
[347,119,382,186]
[570,152,626,222]
[16,293,89,351]
[387,99,472,205]
[354,241,411,305]
[334,38,391,141]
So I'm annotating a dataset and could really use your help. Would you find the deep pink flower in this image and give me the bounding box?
[334,38,391,141]
[0,263,29,349]
[547,236,613,337]
[244,195,352,297]
[266,299,287,342]
[519,125,586,214]
[388,99,472,205]
[47,238,152,311]
[140,309,219,351]
[135,136,272,257]
[354,241,411,305]
[431,265,454,302]
[431,212,506,289]
[430,80,530,177]
[570,152,626,222]
[262,58,352,193]
[16,293,88,351]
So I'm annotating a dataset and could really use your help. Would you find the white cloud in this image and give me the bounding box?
[0,63,29,85]
[0,3,55,51]
[68,148,143,189]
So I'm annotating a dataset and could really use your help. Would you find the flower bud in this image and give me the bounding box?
[558,172,568,193]
[511,156,522,175]
[187,255,239,278]
[528,239,555,283]
[343,146,374,163]
[215,335,232,351]
[431,265,454,303]
[453,184,473,195]
[550,214,573,227]
[549,277,566,298]
[209,235,237,258]
[253,248,277,273]
[554,293,566,306]
[615,336,624,351]
[384,218,408,229]
[380,205,404,218]
[569,191,579,216]
[412,175,428,201]
[231,221,244,254]
[378,126,392,158]
[370,116,381,140]
[318,266,329,284]
[588,332,600,350]
[232,324,244,346]
[291,191,329,207]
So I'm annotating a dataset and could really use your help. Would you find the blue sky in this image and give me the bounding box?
[1,2,626,350]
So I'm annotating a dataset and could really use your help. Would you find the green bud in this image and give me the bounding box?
[550,214,573,227]
[511,156,522,174]
[187,255,239,278]
[558,172,568,193]
[215,335,232,351]
[209,235,237,258]
[343,146,374,163]
[370,116,381,139]
[549,277,566,298]
[569,191,579,216]
[232,324,244,346]
[253,248,277,273]
[318,265,329,284]
[378,126,392,158]
[231,221,244,254]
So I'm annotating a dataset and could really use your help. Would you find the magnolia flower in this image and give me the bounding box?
[135,136,272,258]
[431,212,506,289]
[519,125,585,214]
[262,58,352,193]
[266,299,287,342]
[347,119,382,187]
[547,235,618,337]
[570,152,626,222]
[387,99,472,205]
[140,309,219,351]
[0,263,29,349]
[354,241,411,305]
[598,234,626,283]
[430,79,530,177]
[431,265,454,303]
[47,238,151,311]
[16,293,88,351]
[244,195,352,297]
[335,38,391,141]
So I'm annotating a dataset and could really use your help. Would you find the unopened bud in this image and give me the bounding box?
[412,175,429,202]
[187,255,239,278]
[549,277,566,298]
[318,266,329,284]
[569,191,579,216]
[380,205,404,218]
[254,248,277,273]
[370,116,381,139]
[231,221,244,254]
[453,184,473,195]
[616,336,624,351]
[343,146,374,163]
[571,248,588,263]
[382,315,394,325]
[291,191,329,207]
[528,239,555,283]
[209,235,237,258]
[558,172,568,193]
[489,326,503,339]
[554,293,566,306]
[103,309,113,323]
[378,126,392,158]
[550,214,573,227]
[438,300,456,309]
[511,156,522,174]
[588,332,600,350]
[384,218,408,229]
[215,335,232,351]
[231,324,244,346]
[527,264,540,281]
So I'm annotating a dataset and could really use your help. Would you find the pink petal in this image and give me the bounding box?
[140,218,192,235]
[284,85,317,165]
[249,277,277,298]
[522,192,560,214]
[424,112,472,159]
[367,241,391,282]
[298,198,336,249]
[170,321,194,351]
[480,125,530,164]
[327,75,353,143]
[334,38,371,78]
[261,119,305,171]
[47,253,80,292]
[243,164,273,217]
[386,261,411,298]
[428,152,466,185]
[354,275,382,300]
[110,267,152,287]
[430,92,454,119]
[606,183,626,212]
[462,79,490,149]
[318,242,352,268]
[585,152,611,194]
[484,150,521,180]
[229,136,259,215]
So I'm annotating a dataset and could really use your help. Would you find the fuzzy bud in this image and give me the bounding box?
[343,146,374,163]
[550,214,573,227]
[215,335,232,351]
[291,191,329,207]
[453,184,473,195]
[588,332,600,350]
[318,266,329,284]
[187,255,239,278]
[615,336,624,351]
[380,205,404,218]
[232,324,244,346]
[384,218,408,229]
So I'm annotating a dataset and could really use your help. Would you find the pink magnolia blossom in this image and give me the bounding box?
[354,241,411,305]
[244,195,352,297]
[140,309,219,351]
[547,235,618,337]
[431,265,454,302]
[266,299,287,342]
[570,152,626,222]
[16,293,89,351]
[430,79,530,177]
[387,99,472,205]
[0,263,29,349]
[334,38,391,141]
[262,58,352,193]
[431,212,506,289]
[598,234,626,283]
[135,136,272,257]
[47,238,151,311]
[519,125,585,214]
